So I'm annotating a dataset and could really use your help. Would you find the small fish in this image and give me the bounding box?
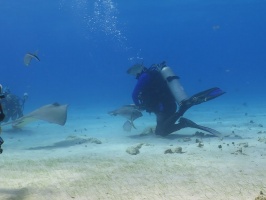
[24,52,40,66]
[108,104,143,131]
[126,63,145,76]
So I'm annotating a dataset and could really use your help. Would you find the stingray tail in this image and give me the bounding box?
[131,120,136,129]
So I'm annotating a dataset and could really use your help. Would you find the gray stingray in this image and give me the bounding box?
[27,138,90,150]
[2,103,68,128]
[24,52,40,66]
[108,104,143,132]
[26,137,101,150]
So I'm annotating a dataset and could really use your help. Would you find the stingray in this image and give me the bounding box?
[27,138,89,150]
[26,137,101,150]
[108,104,143,132]
[24,52,40,66]
[1,103,68,128]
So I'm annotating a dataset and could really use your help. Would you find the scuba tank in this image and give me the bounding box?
[158,63,188,104]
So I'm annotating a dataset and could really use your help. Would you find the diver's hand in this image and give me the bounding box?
[0,113,5,122]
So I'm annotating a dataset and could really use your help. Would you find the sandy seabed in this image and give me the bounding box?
[0,104,266,200]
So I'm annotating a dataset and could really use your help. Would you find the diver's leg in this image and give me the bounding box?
[154,101,179,136]
[155,113,184,136]
[154,112,168,136]
[155,116,197,136]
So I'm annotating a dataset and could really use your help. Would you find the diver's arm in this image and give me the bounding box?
[132,73,150,106]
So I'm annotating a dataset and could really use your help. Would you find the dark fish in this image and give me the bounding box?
[108,104,143,131]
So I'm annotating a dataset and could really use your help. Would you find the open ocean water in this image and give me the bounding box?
[1,0,265,107]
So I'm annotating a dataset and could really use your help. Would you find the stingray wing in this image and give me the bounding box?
[11,116,38,128]
[2,103,68,128]
[26,103,68,125]
[24,54,33,66]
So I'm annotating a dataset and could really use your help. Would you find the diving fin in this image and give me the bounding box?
[179,117,222,138]
[181,87,225,107]
[177,87,225,118]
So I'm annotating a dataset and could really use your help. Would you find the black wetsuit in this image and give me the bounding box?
[132,67,184,136]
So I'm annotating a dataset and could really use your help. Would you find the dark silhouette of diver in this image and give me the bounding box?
[0,86,27,154]
[1,88,28,122]
[128,62,225,137]
[0,84,6,154]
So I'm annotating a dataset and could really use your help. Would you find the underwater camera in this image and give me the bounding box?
[0,136,3,154]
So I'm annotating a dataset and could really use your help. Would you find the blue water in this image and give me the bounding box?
[1,0,266,110]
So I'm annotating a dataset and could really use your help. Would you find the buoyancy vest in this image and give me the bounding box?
[139,66,175,112]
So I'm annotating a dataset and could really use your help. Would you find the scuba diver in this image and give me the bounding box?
[0,86,28,154]
[1,88,28,122]
[0,84,6,154]
[127,61,225,137]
